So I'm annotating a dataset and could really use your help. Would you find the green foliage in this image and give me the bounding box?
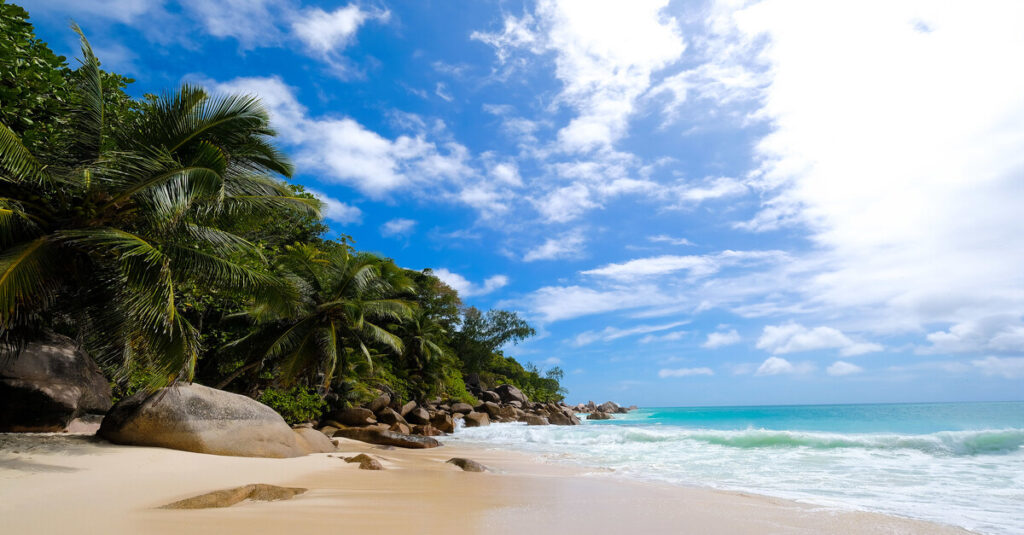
[0,3,567,420]
[258,386,326,425]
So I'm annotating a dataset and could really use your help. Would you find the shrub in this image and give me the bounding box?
[258,386,326,425]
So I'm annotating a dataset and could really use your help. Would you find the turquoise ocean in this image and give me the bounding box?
[448,402,1024,534]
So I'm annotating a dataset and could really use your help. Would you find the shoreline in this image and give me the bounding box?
[0,432,972,534]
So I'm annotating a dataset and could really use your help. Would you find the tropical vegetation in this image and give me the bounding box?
[0,2,565,422]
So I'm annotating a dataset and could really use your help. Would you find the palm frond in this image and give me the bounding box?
[0,122,49,185]
[0,237,59,330]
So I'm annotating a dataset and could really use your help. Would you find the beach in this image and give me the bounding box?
[0,432,971,535]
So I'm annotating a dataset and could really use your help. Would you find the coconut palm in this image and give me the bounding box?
[237,244,414,392]
[0,27,318,385]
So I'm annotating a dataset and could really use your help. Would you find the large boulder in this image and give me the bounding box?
[160,484,306,509]
[292,427,337,454]
[450,402,474,414]
[548,411,575,426]
[99,383,310,458]
[494,384,528,405]
[0,333,112,432]
[332,427,439,449]
[480,390,501,403]
[399,401,417,417]
[597,401,620,413]
[447,458,488,472]
[332,407,376,426]
[463,411,490,427]
[587,411,612,420]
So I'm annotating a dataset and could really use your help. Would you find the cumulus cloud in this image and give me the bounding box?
[705,1,1024,336]
[921,315,1024,355]
[658,367,714,378]
[703,329,741,349]
[380,218,416,237]
[473,0,685,153]
[205,76,476,200]
[304,188,362,224]
[533,183,599,223]
[523,229,587,262]
[757,323,882,357]
[431,269,509,297]
[755,356,814,376]
[291,5,389,57]
[826,361,863,377]
[971,356,1024,379]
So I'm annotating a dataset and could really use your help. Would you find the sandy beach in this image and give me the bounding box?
[0,432,971,535]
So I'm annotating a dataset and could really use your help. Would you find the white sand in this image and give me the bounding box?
[0,433,972,534]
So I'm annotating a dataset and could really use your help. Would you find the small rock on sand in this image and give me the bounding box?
[447,458,488,472]
[159,484,307,509]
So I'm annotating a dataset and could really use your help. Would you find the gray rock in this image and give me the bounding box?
[333,407,376,426]
[597,401,620,413]
[376,407,407,425]
[463,411,490,427]
[99,383,309,458]
[430,412,455,433]
[344,453,384,470]
[399,400,417,417]
[480,390,501,403]
[332,427,440,449]
[587,411,612,420]
[447,457,488,472]
[494,384,528,405]
[0,333,112,432]
[388,422,411,435]
[405,406,430,425]
[367,393,391,413]
[548,411,573,425]
[292,426,337,454]
[520,414,549,426]
[450,402,474,414]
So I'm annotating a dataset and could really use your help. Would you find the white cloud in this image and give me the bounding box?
[669,177,748,205]
[582,250,784,281]
[490,162,523,187]
[573,321,688,346]
[511,284,669,322]
[703,329,741,349]
[180,0,288,48]
[533,183,599,223]
[648,234,694,246]
[475,0,685,153]
[757,323,882,357]
[435,82,454,102]
[205,76,474,199]
[291,5,389,55]
[523,229,587,262]
[921,315,1024,355]
[539,357,563,366]
[304,188,361,224]
[432,269,509,297]
[755,356,814,376]
[380,218,416,237]
[658,367,714,378]
[971,356,1024,379]
[826,360,863,377]
[640,330,688,344]
[704,1,1024,337]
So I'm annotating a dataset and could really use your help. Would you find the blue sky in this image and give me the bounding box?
[22,0,1024,405]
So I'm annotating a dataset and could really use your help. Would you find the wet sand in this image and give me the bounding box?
[0,433,972,534]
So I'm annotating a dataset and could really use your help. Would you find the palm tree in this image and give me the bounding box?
[0,27,318,385]
[236,244,414,392]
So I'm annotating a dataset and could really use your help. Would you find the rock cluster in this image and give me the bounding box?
[321,384,593,446]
